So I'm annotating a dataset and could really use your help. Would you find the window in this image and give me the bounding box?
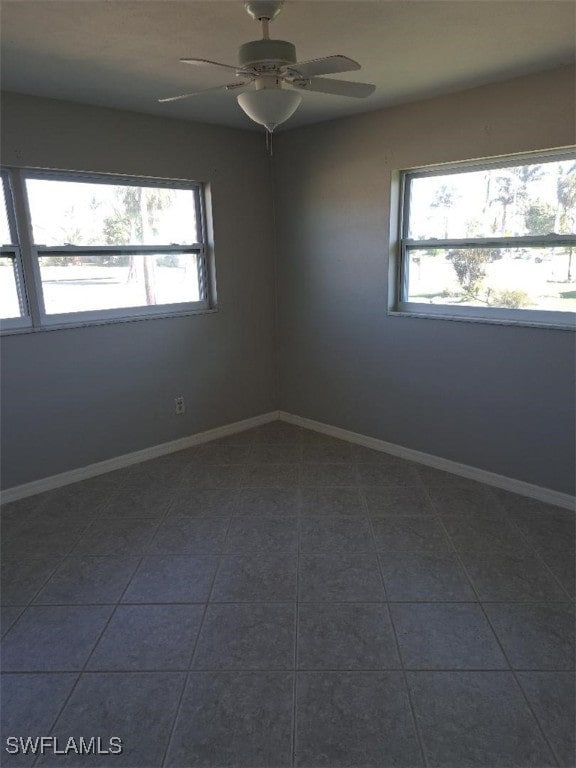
[0,169,214,332]
[395,150,576,328]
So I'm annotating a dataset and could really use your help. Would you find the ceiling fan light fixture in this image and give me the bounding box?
[237,87,302,132]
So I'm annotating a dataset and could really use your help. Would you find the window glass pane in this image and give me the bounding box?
[26,178,199,246]
[0,255,22,318]
[406,246,576,313]
[0,181,12,244]
[38,252,202,315]
[408,159,576,239]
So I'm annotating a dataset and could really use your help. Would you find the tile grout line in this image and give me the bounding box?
[426,486,564,768]
[291,452,303,768]
[29,482,175,768]
[1,485,126,635]
[455,481,572,602]
[157,672,189,768]
[361,473,430,768]
[159,486,237,768]
[5,555,66,613]
[22,493,128,768]
[5,665,574,675]
[492,497,574,602]
[7,597,573,609]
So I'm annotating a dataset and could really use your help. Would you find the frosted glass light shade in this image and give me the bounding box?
[237,89,302,132]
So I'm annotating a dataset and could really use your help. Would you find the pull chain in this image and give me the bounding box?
[266,129,273,156]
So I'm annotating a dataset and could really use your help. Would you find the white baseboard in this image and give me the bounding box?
[279,411,576,511]
[1,411,280,504]
[3,408,574,512]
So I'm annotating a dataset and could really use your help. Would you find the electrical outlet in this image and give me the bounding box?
[175,396,185,415]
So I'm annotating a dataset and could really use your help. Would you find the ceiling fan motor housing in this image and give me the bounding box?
[239,39,297,67]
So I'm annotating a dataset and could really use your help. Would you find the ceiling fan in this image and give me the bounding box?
[159,0,376,132]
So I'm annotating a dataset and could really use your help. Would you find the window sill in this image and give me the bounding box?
[0,306,219,336]
[388,308,576,331]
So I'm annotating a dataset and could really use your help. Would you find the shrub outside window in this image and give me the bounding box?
[395,150,576,328]
[0,169,214,332]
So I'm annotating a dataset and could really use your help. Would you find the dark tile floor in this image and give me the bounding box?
[1,421,574,767]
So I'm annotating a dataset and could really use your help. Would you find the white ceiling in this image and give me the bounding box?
[1,0,575,132]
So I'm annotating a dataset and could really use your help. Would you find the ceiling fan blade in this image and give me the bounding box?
[180,58,240,73]
[283,55,361,78]
[291,77,375,98]
[158,82,247,103]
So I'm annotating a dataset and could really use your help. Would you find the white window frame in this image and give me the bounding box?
[0,246,31,331]
[0,167,215,334]
[392,149,576,330]
[1,169,32,330]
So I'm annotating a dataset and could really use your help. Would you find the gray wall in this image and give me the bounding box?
[274,66,576,495]
[1,93,277,488]
[3,68,575,495]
